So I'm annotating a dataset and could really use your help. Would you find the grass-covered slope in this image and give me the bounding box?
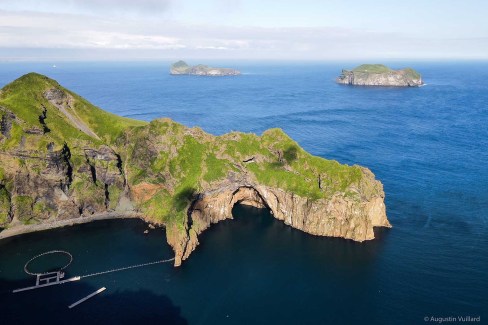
[353,64,392,74]
[351,64,421,79]
[338,64,423,87]
[0,73,146,227]
[119,118,365,230]
[170,60,191,74]
[0,73,146,151]
[1,73,379,238]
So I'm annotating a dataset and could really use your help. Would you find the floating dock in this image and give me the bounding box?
[12,255,174,294]
[68,287,106,309]
[12,276,81,293]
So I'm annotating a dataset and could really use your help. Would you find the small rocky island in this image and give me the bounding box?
[170,60,241,76]
[336,64,423,87]
[0,73,390,266]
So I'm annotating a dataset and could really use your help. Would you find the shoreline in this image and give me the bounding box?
[0,212,144,240]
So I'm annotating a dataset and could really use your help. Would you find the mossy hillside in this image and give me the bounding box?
[0,73,146,225]
[32,199,56,219]
[0,73,146,153]
[170,61,190,73]
[12,195,34,224]
[69,91,147,143]
[351,64,421,80]
[1,74,94,152]
[124,119,365,227]
[173,61,189,68]
[1,73,373,233]
[71,175,106,208]
[402,68,421,79]
[0,186,11,225]
[353,64,392,74]
[122,119,234,227]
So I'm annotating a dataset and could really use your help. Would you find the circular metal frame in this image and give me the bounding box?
[24,250,73,276]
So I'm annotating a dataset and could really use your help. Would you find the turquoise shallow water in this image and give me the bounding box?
[0,61,487,324]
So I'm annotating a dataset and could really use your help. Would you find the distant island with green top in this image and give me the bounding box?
[170,60,241,76]
[336,64,423,87]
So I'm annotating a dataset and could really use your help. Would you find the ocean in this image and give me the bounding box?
[0,61,487,324]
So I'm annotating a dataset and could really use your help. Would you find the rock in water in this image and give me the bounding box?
[170,60,241,76]
[336,64,423,87]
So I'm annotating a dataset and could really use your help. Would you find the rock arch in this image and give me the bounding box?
[229,186,269,210]
[171,182,389,266]
[176,185,273,265]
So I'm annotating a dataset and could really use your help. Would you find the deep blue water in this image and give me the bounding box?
[0,61,487,324]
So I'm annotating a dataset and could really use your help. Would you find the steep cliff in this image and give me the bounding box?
[170,60,241,76]
[336,64,423,87]
[0,73,146,229]
[0,73,390,266]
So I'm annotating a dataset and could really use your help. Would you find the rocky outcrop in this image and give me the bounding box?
[336,64,423,87]
[169,169,390,266]
[44,88,100,139]
[0,185,12,226]
[0,143,127,226]
[170,60,241,76]
[0,108,16,138]
[0,73,391,268]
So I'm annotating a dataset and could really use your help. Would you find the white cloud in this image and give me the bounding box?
[0,9,487,60]
[0,0,173,16]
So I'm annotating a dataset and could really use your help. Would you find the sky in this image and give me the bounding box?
[0,0,487,61]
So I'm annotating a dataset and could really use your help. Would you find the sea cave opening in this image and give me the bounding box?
[229,186,274,225]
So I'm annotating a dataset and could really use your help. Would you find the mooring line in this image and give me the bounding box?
[79,257,175,279]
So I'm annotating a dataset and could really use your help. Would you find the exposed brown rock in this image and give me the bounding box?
[169,172,390,266]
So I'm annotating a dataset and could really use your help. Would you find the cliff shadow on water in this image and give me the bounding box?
[0,278,188,325]
[191,203,391,273]
[0,219,186,325]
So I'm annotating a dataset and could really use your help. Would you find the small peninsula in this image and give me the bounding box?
[336,64,423,87]
[170,60,241,76]
[0,73,390,266]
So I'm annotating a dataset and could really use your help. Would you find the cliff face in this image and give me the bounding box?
[0,73,391,266]
[170,60,241,76]
[336,64,423,87]
[172,170,389,266]
[0,74,144,228]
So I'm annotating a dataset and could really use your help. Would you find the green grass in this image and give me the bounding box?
[172,61,189,68]
[12,195,33,223]
[0,187,11,225]
[0,73,147,152]
[203,152,232,183]
[351,64,421,79]
[222,132,271,159]
[32,200,55,218]
[0,72,376,238]
[137,121,365,221]
[108,184,122,210]
[71,177,106,207]
[402,68,421,79]
[353,64,392,74]
[69,91,146,143]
